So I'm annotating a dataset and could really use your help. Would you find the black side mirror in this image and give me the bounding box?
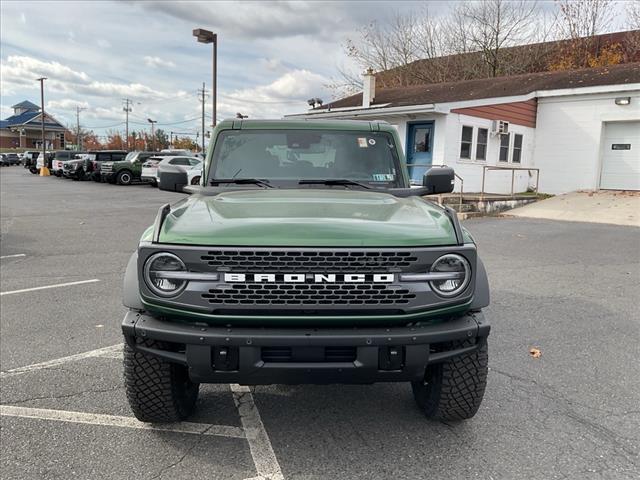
[158,165,189,193]
[423,166,455,194]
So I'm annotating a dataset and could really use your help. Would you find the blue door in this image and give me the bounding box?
[406,123,434,185]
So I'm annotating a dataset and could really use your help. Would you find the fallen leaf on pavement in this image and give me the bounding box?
[529,347,542,358]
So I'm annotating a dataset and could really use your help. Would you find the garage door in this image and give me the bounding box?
[600,122,640,191]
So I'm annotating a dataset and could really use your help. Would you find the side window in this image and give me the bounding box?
[499,134,510,162]
[170,157,191,166]
[413,127,431,153]
[112,153,125,161]
[476,128,488,161]
[512,134,523,163]
[97,153,109,161]
[189,159,201,166]
[460,126,473,159]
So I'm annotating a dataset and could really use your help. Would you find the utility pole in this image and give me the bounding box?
[197,83,208,153]
[76,105,86,151]
[147,118,157,151]
[36,77,49,176]
[123,98,132,151]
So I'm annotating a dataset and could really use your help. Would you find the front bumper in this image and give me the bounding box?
[101,172,116,182]
[122,310,490,384]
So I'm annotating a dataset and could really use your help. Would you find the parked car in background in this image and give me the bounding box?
[83,150,127,181]
[62,157,91,180]
[0,154,9,166]
[140,156,164,186]
[52,151,84,176]
[148,156,202,187]
[101,151,166,185]
[3,153,21,165]
[23,151,40,173]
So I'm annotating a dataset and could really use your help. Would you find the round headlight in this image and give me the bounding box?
[429,254,471,297]
[144,252,187,297]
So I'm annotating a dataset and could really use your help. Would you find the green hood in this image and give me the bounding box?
[157,189,458,247]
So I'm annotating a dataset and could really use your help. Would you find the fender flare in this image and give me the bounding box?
[123,251,144,310]
[471,257,490,310]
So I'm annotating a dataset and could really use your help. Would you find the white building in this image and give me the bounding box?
[288,63,640,194]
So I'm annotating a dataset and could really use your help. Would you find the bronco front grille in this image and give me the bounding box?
[200,250,420,272]
[202,283,416,306]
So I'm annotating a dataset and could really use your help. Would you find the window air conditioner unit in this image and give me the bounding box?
[491,120,509,136]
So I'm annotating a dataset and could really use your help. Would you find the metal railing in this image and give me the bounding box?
[480,166,540,198]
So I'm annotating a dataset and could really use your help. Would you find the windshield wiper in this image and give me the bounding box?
[209,178,273,188]
[298,179,371,189]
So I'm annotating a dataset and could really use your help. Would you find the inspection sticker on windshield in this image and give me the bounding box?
[373,173,395,181]
[357,137,368,148]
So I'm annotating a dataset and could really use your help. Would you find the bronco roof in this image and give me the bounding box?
[218,118,394,132]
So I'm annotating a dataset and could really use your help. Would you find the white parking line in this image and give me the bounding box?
[0,344,122,378]
[0,253,26,259]
[0,405,246,439]
[231,384,284,480]
[0,278,100,296]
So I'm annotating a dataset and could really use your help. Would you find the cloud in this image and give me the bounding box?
[218,69,329,119]
[46,99,90,110]
[97,39,111,48]
[1,55,175,100]
[143,56,176,68]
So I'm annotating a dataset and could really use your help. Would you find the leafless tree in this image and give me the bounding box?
[453,0,540,77]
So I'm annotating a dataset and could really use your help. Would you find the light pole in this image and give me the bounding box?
[147,118,157,151]
[36,77,50,176]
[193,28,217,128]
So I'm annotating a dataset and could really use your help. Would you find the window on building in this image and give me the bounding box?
[460,126,473,159]
[499,133,510,162]
[476,128,488,161]
[512,134,523,163]
[413,127,431,153]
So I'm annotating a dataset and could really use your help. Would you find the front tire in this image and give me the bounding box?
[412,339,488,421]
[190,176,201,185]
[117,170,133,186]
[124,340,199,423]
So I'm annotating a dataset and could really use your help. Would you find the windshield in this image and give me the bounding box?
[210,130,404,188]
[124,152,137,162]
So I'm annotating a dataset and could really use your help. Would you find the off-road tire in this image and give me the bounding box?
[412,339,488,421]
[124,339,199,423]
[117,170,133,186]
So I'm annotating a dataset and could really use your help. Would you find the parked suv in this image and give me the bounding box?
[101,151,163,185]
[23,151,40,173]
[122,119,491,423]
[84,150,127,181]
[102,151,198,185]
[52,151,83,177]
[142,155,201,187]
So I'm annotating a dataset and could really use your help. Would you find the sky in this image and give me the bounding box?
[1,0,447,139]
[0,0,632,140]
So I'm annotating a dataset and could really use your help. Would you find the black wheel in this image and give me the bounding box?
[412,340,488,421]
[124,339,199,423]
[190,176,201,185]
[29,167,38,174]
[117,170,133,186]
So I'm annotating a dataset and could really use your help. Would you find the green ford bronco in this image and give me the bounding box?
[122,119,490,423]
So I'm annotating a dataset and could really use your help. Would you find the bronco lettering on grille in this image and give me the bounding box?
[223,273,395,283]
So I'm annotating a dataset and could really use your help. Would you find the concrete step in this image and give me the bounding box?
[457,211,484,220]
[447,203,476,213]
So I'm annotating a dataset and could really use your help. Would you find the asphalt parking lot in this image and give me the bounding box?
[1,166,639,480]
